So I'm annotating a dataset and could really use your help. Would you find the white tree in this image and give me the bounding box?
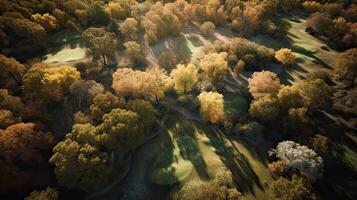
[269,140,324,182]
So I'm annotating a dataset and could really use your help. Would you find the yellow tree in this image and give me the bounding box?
[275,48,296,65]
[200,52,228,83]
[198,91,225,123]
[170,64,198,94]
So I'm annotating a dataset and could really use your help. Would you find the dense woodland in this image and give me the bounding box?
[0,0,356,200]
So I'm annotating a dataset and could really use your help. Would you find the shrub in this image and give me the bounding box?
[200,21,215,36]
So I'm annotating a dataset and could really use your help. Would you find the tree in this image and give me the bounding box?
[275,48,295,65]
[173,168,246,200]
[42,66,81,99]
[65,123,98,146]
[0,109,19,129]
[303,1,322,13]
[95,108,142,152]
[198,91,225,123]
[248,71,281,99]
[268,160,286,176]
[0,89,24,115]
[336,48,357,81]
[284,108,310,132]
[146,66,169,102]
[170,64,198,94]
[126,99,157,132]
[298,78,332,111]
[31,13,57,31]
[307,12,332,35]
[112,67,168,101]
[69,80,105,110]
[23,64,80,103]
[158,51,179,71]
[0,15,47,48]
[269,141,323,182]
[228,37,275,69]
[249,94,280,123]
[0,123,53,164]
[90,92,124,122]
[200,52,228,83]
[200,21,215,36]
[308,134,334,165]
[82,27,115,65]
[123,41,144,60]
[277,85,305,111]
[0,54,25,89]
[119,18,138,40]
[25,187,58,200]
[269,175,319,200]
[106,1,131,20]
[141,4,183,44]
[87,1,110,26]
[49,138,114,191]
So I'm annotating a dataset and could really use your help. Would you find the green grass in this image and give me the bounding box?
[43,45,87,64]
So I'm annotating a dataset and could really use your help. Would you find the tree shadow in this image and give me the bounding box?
[170,118,210,180]
[202,125,265,197]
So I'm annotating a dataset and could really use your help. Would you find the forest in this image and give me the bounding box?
[0,0,356,200]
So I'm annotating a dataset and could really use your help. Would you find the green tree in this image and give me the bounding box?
[87,1,110,25]
[95,108,142,152]
[90,92,124,122]
[82,27,115,65]
[126,99,157,132]
[49,138,114,191]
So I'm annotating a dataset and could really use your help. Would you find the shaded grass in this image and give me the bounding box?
[224,93,249,119]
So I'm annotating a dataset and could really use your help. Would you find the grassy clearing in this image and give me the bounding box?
[251,16,338,83]
[149,113,272,200]
[43,45,87,64]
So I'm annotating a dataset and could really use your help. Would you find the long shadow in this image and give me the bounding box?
[237,139,270,167]
[310,111,357,200]
[170,116,210,180]
[203,125,264,196]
